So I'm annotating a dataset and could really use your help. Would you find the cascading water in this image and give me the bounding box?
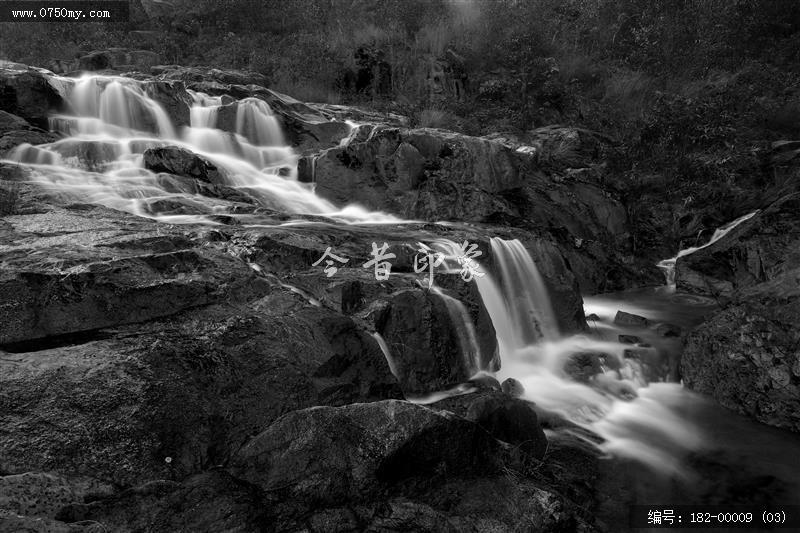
[5,68,784,484]
[2,73,396,224]
[657,210,760,287]
[429,286,482,375]
[432,236,711,477]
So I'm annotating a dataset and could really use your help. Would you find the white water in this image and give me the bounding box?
[2,73,397,224]
[656,210,760,287]
[372,332,400,379]
[430,286,482,375]
[456,237,710,477]
[0,69,722,478]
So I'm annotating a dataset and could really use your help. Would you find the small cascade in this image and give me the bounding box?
[371,332,399,378]
[459,237,708,477]
[236,97,285,146]
[429,286,482,376]
[657,210,760,287]
[188,90,223,128]
[2,73,397,224]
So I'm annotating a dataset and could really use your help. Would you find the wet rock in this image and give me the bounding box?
[0,244,262,345]
[0,291,400,486]
[55,471,266,532]
[376,288,487,394]
[614,310,650,327]
[467,374,501,391]
[143,79,192,128]
[78,49,160,72]
[501,378,525,397]
[464,394,548,460]
[0,130,59,156]
[564,352,604,382]
[0,472,114,519]
[0,63,66,128]
[0,110,29,134]
[229,400,501,507]
[0,512,82,532]
[618,334,641,344]
[143,146,226,185]
[153,64,270,88]
[683,275,800,433]
[656,322,682,337]
[676,193,800,298]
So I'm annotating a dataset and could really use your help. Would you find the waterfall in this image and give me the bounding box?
[236,97,285,146]
[452,237,709,477]
[2,73,395,224]
[371,332,399,378]
[657,210,760,287]
[429,287,482,376]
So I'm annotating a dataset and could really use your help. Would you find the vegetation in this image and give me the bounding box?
[1,0,799,254]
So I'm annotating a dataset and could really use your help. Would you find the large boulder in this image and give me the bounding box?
[229,400,501,506]
[143,146,226,185]
[0,291,400,487]
[432,391,548,460]
[676,193,800,298]
[0,62,66,128]
[682,271,800,433]
[376,288,491,394]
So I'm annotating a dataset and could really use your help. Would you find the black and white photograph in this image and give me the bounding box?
[0,1,799,531]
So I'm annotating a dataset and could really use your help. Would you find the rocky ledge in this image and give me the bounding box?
[679,192,800,433]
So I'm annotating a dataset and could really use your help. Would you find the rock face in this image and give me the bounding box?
[78,49,161,72]
[230,400,501,506]
[376,288,489,394]
[143,145,226,185]
[679,191,800,433]
[676,193,800,298]
[682,272,800,433]
[0,60,637,532]
[0,63,66,128]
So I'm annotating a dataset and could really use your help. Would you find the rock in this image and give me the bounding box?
[153,65,269,88]
[0,511,82,532]
[683,276,800,433]
[0,110,30,134]
[656,322,682,337]
[618,334,641,344]
[143,146,226,185]
[229,400,501,506]
[585,313,600,322]
[55,471,266,533]
[676,193,800,298]
[501,378,525,397]
[0,63,66,128]
[78,49,161,72]
[143,79,192,129]
[464,393,548,460]
[0,234,262,344]
[563,352,604,382]
[0,472,114,519]
[0,131,59,156]
[613,310,650,327]
[0,294,400,486]
[376,288,490,394]
[467,373,502,391]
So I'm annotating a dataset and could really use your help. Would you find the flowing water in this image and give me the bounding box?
[3,73,397,224]
[4,71,799,519]
[656,210,760,287]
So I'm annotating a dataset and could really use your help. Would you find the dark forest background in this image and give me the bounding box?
[2,0,800,254]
